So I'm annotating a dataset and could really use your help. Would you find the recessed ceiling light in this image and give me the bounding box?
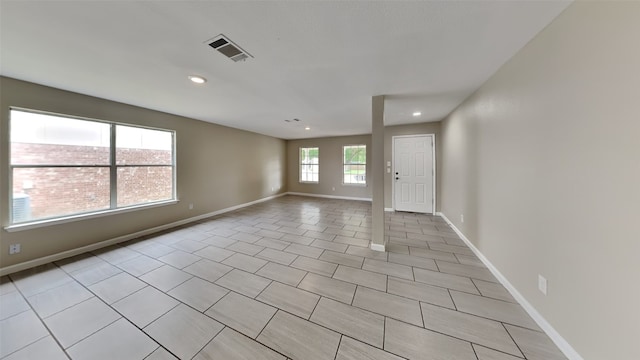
[188,75,207,84]
[305,126,310,130]
[413,112,421,117]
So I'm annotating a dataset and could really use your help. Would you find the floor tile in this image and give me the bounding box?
[345,246,388,261]
[362,258,414,280]
[505,324,567,360]
[71,261,122,286]
[113,286,179,327]
[291,256,338,277]
[0,310,49,357]
[284,243,324,258]
[222,253,269,273]
[436,260,496,282]
[408,247,459,262]
[333,265,387,291]
[353,287,423,327]
[194,327,286,360]
[231,231,262,243]
[2,336,67,360]
[136,243,176,258]
[27,280,93,318]
[55,253,104,274]
[168,277,229,312]
[184,259,233,282]
[93,245,141,265]
[0,277,17,295]
[145,347,178,360]
[305,230,337,241]
[227,241,265,256]
[257,229,286,239]
[256,262,307,286]
[67,318,157,360]
[319,250,364,268]
[257,310,341,360]
[255,238,291,250]
[310,239,348,252]
[472,279,516,303]
[388,252,438,271]
[311,297,384,347]
[206,291,276,338]
[298,272,356,304]
[117,255,164,276]
[333,235,370,247]
[455,253,484,267]
[44,297,120,349]
[257,281,320,319]
[10,264,74,297]
[473,344,524,360]
[384,318,476,360]
[386,243,409,254]
[0,291,30,320]
[193,245,235,262]
[413,267,479,294]
[201,236,238,249]
[145,304,224,359]
[387,277,455,309]
[256,248,298,265]
[158,250,201,269]
[280,234,314,246]
[215,269,272,298]
[451,291,539,330]
[336,336,403,360]
[428,242,475,256]
[170,239,208,253]
[421,302,522,356]
[89,272,146,304]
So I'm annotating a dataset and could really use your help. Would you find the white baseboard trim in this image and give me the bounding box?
[384,207,395,212]
[0,193,287,277]
[286,192,372,202]
[370,243,385,252]
[437,213,583,360]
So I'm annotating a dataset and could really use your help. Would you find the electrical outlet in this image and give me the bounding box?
[9,244,21,255]
[538,274,548,295]
[188,203,194,210]
[460,214,464,223]
[271,186,274,192]
[332,187,335,191]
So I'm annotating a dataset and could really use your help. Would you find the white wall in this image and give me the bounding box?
[440,2,640,359]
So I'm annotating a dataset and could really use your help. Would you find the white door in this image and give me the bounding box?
[393,135,434,213]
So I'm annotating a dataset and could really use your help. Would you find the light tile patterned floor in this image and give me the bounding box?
[0,195,567,360]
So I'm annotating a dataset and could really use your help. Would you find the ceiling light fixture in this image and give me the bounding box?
[413,112,421,117]
[305,126,310,130]
[188,75,207,84]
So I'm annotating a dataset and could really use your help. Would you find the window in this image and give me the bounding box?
[9,108,175,225]
[343,145,366,185]
[299,147,319,183]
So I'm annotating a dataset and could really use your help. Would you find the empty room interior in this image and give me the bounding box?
[0,1,638,360]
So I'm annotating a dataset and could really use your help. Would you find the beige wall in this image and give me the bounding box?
[286,135,372,199]
[0,77,287,269]
[384,122,441,210]
[440,2,640,359]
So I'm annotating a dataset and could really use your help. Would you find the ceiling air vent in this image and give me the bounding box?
[206,34,252,62]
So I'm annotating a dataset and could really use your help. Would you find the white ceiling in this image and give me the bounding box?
[0,1,570,140]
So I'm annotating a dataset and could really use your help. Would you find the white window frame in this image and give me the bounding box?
[299,147,319,183]
[342,144,366,186]
[6,107,177,231]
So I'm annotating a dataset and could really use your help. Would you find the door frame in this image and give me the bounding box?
[391,134,436,214]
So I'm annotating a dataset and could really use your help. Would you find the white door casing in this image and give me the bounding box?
[393,135,435,213]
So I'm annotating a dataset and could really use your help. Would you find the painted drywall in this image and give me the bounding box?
[384,122,441,211]
[440,2,640,359]
[286,135,372,199]
[0,77,287,269]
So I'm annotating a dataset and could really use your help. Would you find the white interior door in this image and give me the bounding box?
[394,135,434,213]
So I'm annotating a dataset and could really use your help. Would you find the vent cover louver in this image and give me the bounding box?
[206,35,252,62]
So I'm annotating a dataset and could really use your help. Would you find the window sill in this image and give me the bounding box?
[4,200,179,233]
[342,183,367,187]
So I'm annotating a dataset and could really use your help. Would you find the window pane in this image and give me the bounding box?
[10,110,110,165]
[343,145,366,184]
[117,166,173,207]
[12,167,110,223]
[116,125,173,165]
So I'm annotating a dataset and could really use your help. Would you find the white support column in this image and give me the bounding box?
[371,95,385,251]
